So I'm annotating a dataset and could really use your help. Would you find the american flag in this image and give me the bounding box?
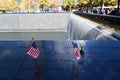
[72,42,81,60]
[27,41,40,59]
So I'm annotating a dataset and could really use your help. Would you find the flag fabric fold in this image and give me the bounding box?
[72,42,81,60]
[27,41,40,59]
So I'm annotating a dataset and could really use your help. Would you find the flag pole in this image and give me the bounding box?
[72,59,79,80]
[14,37,35,79]
[32,37,40,80]
[32,37,39,67]
[33,58,41,80]
[72,59,75,80]
[32,37,39,68]
[35,59,39,68]
[14,52,28,79]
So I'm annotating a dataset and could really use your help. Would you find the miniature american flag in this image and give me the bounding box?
[72,42,81,60]
[27,41,40,59]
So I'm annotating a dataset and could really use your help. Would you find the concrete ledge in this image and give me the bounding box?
[0,32,67,40]
[0,13,70,40]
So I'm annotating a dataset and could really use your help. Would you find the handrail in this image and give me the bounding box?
[74,11,120,23]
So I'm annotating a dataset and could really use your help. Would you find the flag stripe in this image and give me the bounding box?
[27,41,40,59]
[72,42,81,60]
[28,48,38,56]
[74,48,79,56]
[74,48,81,59]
